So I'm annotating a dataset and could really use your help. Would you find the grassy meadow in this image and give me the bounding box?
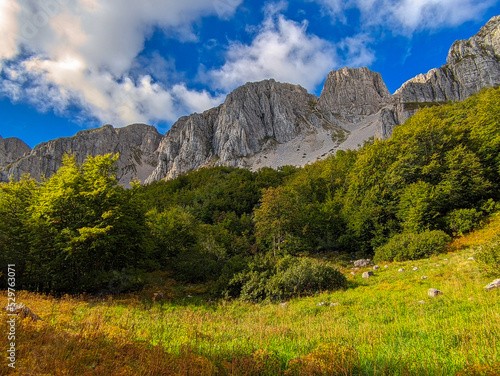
[2,216,500,376]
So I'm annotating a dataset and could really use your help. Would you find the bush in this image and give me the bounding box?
[229,256,346,302]
[374,230,451,262]
[445,208,484,235]
[476,239,500,277]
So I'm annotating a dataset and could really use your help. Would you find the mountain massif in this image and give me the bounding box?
[1,15,500,185]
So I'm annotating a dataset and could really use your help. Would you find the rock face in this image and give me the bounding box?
[0,136,31,170]
[391,15,500,130]
[2,16,500,185]
[319,67,392,124]
[146,79,348,182]
[1,124,162,186]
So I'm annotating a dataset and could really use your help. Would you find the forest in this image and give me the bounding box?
[1,86,500,299]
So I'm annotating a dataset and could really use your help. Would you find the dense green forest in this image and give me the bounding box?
[2,87,500,299]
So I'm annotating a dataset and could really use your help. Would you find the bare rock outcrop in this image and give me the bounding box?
[391,15,500,131]
[0,136,31,170]
[319,67,392,124]
[146,79,346,182]
[1,124,162,186]
[2,16,500,185]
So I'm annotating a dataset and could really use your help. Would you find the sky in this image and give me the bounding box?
[0,0,500,148]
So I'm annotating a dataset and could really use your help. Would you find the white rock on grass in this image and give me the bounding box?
[354,259,371,267]
[398,268,405,272]
[485,279,500,290]
[362,271,374,279]
[428,288,443,297]
[373,265,380,270]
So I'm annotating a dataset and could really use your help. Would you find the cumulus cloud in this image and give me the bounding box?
[317,0,496,34]
[0,0,20,61]
[205,10,338,92]
[0,0,240,126]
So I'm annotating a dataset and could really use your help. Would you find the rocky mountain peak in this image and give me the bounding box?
[3,16,500,185]
[319,67,392,124]
[0,124,162,186]
[393,15,500,125]
[0,136,32,170]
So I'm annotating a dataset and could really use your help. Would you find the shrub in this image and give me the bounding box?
[476,239,500,277]
[229,256,346,302]
[445,208,484,235]
[374,230,451,262]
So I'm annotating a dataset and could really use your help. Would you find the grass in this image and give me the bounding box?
[2,223,500,375]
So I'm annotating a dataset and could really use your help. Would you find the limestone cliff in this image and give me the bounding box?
[319,67,392,124]
[0,136,31,170]
[146,79,347,182]
[0,124,162,186]
[2,15,500,185]
[392,15,500,128]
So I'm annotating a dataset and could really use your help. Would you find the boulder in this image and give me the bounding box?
[3,303,42,321]
[354,259,371,267]
[362,271,374,279]
[428,288,443,297]
[485,279,500,290]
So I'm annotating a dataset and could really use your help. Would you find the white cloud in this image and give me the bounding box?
[338,33,376,67]
[0,0,20,61]
[316,0,496,34]
[205,12,338,92]
[0,0,240,126]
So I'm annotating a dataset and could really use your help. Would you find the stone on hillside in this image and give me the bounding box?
[362,271,374,279]
[412,267,419,271]
[421,276,428,280]
[3,303,42,321]
[354,259,371,267]
[384,265,389,269]
[468,257,475,261]
[485,279,500,290]
[317,302,328,306]
[373,265,380,270]
[330,302,340,307]
[428,288,443,297]
[398,268,405,272]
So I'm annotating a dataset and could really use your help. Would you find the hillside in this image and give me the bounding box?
[2,216,499,375]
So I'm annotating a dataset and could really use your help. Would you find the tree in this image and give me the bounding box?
[27,154,149,293]
[254,186,299,256]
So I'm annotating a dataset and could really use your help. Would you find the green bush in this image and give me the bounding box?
[476,240,500,277]
[268,257,347,301]
[445,208,484,235]
[229,256,346,302]
[374,230,451,262]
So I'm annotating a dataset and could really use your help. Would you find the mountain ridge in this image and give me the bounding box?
[2,15,500,184]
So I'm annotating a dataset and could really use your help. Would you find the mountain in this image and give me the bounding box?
[0,124,162,186]
[2,15,500,185]
[0,136,31,169]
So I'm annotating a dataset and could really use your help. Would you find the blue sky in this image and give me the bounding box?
[1,0,499,148]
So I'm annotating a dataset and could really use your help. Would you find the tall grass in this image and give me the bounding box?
[2,223,500,375]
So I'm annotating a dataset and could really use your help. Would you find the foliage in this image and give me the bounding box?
[445,208,484,235]
[476,239,500,277]
[0,154,149,293]
[374,230,451,262]
[229,256,346,302]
